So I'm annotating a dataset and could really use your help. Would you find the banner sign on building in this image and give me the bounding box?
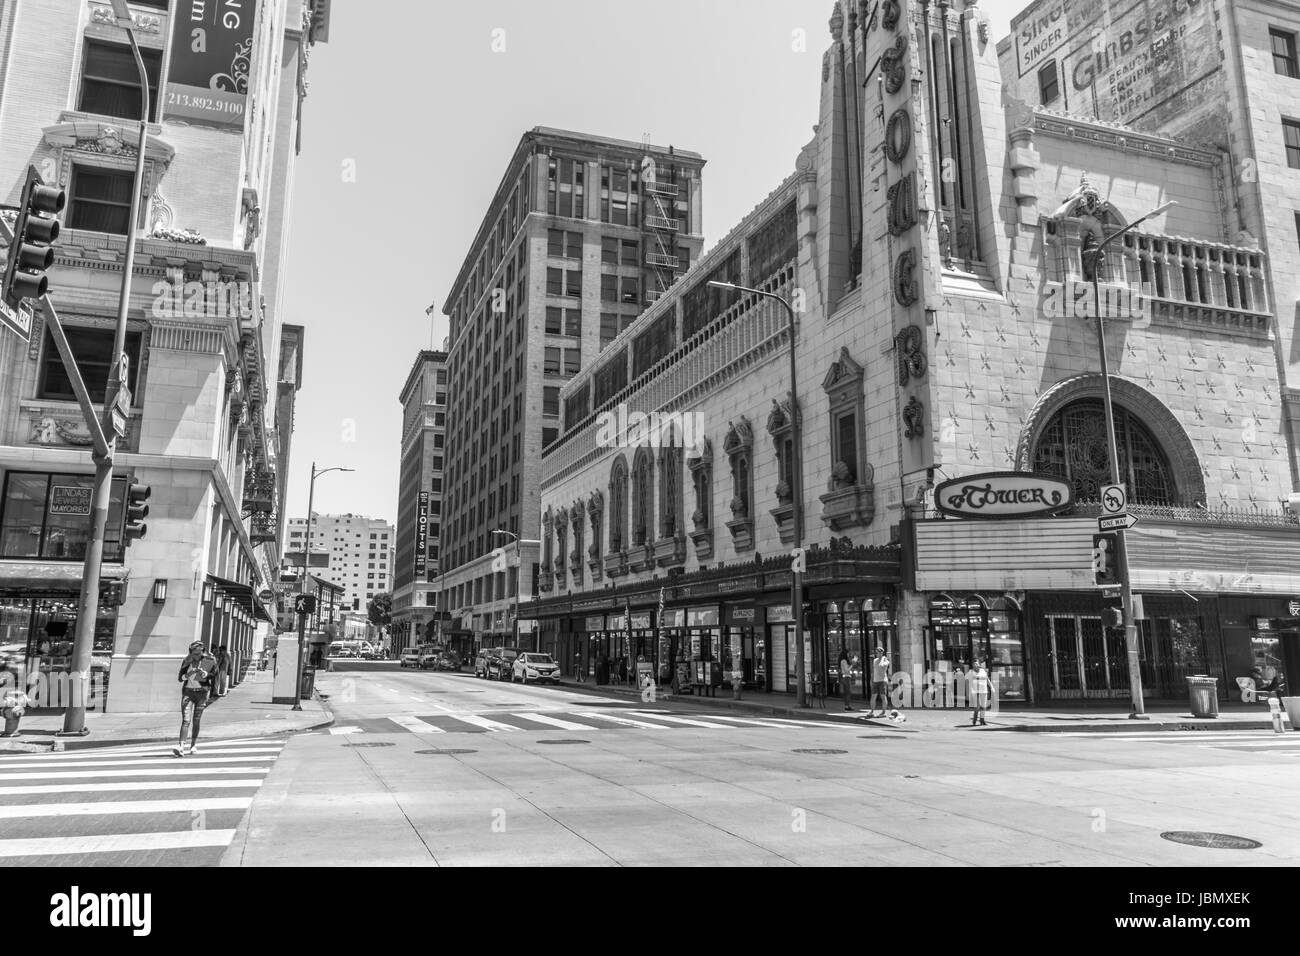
[164,1,256,128]
[414,492,429,579]
[934,472,1075,519]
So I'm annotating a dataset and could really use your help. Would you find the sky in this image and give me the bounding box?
[280,0,1021,525]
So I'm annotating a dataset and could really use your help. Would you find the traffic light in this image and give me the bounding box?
[1092,533,1118,586]
[123,480,151,545]
[99,581,125,607]
[3,165,65,308]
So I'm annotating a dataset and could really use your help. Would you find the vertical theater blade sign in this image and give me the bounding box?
[164,1,255,128]
[877,0,934,480]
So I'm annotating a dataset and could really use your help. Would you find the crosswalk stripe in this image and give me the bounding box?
[0,829,236,858]
[387,715,445,733]
[452,714,523,732]
[506,712,591,731]
[571,711,674,730]
[0,797,253,819]
[0,756,279,770]
[327,726,364,735]
[618,712,738,729]
[8,746,284,762]
[0,767,269,781]
[696,714,810,729]
[0,779,267,796]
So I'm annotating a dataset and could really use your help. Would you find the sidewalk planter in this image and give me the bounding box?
[1186,675,1219,719]
[1283,697,1300,731]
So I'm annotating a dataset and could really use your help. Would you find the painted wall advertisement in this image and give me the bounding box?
[164,0,255,128]
[1012,0,1222,137]
[414,492,429,580]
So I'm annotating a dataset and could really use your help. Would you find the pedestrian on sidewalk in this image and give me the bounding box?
[574,651,585,682]
[176,641,217,757]
[838,650,855,711]
[215,644,232,698]
[868,646,890,717]
[967,658,990,726]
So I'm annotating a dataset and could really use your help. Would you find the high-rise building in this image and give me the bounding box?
[439,128,706,648]
[0,1,331,711]
[391,350,447,654]
[283,514,394,614]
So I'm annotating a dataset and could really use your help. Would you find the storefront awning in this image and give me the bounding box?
[207,573,275,623]
[0,561,128,594]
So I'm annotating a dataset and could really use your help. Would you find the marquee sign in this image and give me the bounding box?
[934,471,1075,519]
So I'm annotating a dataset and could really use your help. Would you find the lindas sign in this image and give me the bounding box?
[934,471,1074,519]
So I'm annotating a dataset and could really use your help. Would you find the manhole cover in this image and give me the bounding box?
[1160,831,1261,850]
[857,735,904,740]
[903,774,920,779]
[793,748,848,755]
[343,742,395,748]
[415,749,478,755]
[536,739,590,745]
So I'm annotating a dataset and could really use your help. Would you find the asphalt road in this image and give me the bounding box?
[3,663,1296,867]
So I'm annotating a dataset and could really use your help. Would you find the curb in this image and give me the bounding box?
[1006,718,1288,734]
[0,700,336,754]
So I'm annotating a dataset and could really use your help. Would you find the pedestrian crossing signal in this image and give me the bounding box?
[1092,533,1117,585]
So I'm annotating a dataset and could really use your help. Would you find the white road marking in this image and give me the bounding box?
[388,715,445,733]
[0,767,269,781]
[0,797,253,819]
[452,714,522,732]
[0,829,237,858]
[618,712,738,729]
[327,726,364,735]
[571,711,676,730]
[0,756,279,770]
[696,714,812,729]
[512,712,590,731]
[0,779,267,796]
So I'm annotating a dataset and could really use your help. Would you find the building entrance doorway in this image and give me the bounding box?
[1046,613,1128,698]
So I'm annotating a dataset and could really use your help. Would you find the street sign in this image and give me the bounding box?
[1288,599,1300,617]
[1100,484,1127,515]
[0,298,33,341]
[1098,513,1138,531]
[294,594,317,615]
[110,408,127,439]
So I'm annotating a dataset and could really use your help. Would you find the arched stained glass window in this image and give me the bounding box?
[1032,399,1174,505]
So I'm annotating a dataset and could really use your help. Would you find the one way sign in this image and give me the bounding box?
[1098,513,1138,532]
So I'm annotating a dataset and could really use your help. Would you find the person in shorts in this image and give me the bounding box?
[967,658,991,726]
[176,641,217,757]
[868,646,891,717]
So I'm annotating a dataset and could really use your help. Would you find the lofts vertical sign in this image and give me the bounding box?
[164,0,256,128]
[876,0,933,478]
[415,492,429,580]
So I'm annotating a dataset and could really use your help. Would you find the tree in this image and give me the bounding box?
[367,592,392,630]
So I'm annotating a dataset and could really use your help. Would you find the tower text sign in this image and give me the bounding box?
[934,472,1075,519]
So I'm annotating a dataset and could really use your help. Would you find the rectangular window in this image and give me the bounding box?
[601,237,618,264]
[545,307,563,334]
[543,386,560,416]
[0,472,127,562]
[600,312,621,347]
[546,267,563,296]
[620,239,639,266]
[39,327,141,404]
[1273,28,1299,79]
[79,40,162,122]
[544,347,561,374]
[620,275,639,305]
[565,269,582,297]
[566,231,582,259]
[547,228,564,257]
[601,274,619,303]
[835,412,858,483]
[543,427,558,447]
[1037,60,1059,104]
[564,308,581,337]
[68,166,135,235]
[564,349,581,375]
[1285,118,1300,169]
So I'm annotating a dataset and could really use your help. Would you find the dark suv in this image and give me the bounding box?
[486,647,523,681]
[474,647,502,679]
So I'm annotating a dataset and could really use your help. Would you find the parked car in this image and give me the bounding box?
[399,647,421,668]
[436,651,460,671]
[328,641,358,659]
[487,647,522,681]
[474,648,500,679]
[417,645,443,670]
[512,652,560,684]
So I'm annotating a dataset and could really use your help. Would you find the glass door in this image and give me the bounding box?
[1048,615,1081,696]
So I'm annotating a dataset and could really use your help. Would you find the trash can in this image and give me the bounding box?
[300,666,316,700]
[594,659,609,685]
[1186,675,1219,718]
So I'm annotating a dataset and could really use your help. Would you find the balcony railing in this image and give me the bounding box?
[1071,500,1299,529]
[646,252,680,268]
[542,260,796,486]
[645,180,679,198]
[645,215,680,231]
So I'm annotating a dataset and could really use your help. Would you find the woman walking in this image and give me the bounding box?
[967,658,991,726]
[176,642,218,756]
[838,650,855,711]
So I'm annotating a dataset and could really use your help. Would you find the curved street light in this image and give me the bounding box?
[293,462,354,710]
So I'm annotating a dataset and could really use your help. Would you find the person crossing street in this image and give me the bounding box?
[176,641,217,757]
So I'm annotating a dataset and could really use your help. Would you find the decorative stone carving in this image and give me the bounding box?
[903,397,926,438]
[893,248,917,306]
[882,35,908,94]
[895,325,927,385]
[882,0,901,30]
[687,439,714,560]
[887,172,917,236]
[723,418,755,552]
[30,416,93,446]
[884,108,911,164]
[820,462,875,531]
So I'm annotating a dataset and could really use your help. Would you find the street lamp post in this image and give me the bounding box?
[1087,200,1174,720]
[294,462,353,710]
[708,280,805,707]
[60,1,151,735]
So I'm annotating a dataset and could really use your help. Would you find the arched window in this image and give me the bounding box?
[1032,399,1174,505]
[608,457,627,552]
[631,447,654,547]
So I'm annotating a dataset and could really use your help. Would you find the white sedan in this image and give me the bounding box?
[512,652,560,685]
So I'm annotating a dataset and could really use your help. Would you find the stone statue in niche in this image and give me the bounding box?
[1050,175,1114,281]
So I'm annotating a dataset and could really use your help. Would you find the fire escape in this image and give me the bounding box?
[238,323,278,547]
[641,158,681,305]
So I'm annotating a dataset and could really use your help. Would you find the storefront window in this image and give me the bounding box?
[0,473,128,561]
[928,595,1025,701]
[0,596,117,711]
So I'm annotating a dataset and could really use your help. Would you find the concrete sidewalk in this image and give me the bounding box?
[550,676,1295,734]
[0,668,333,754]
